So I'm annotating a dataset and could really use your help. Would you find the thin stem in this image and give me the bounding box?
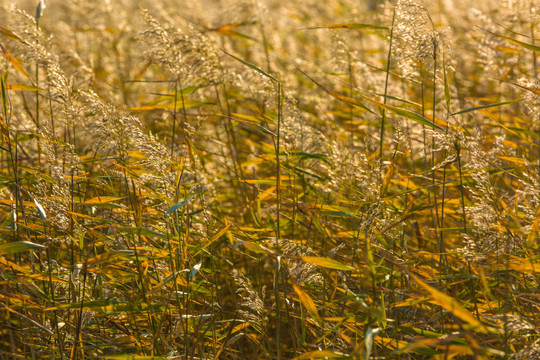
[274,81,282,360]
[379,10,396,180]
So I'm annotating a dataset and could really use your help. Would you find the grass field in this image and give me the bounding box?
[0,0,539,359]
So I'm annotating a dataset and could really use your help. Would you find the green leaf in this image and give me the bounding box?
[0,241,45,255]
[443,55,451,110]
[241,241,274,254]
[148,85,202,104]
[451,100,520,116]
[222,50,279,82]
[165,194,197,215]
[362,95,445,131]
[87,250,133,265]
[374,93,421,107]
[319,210,352,218]
[484,28,540,53]
[0,76,7,121]
[302,256,355,271]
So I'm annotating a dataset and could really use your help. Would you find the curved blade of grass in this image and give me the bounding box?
[130,99,211,111]
[410,273,488,333]
[374,93,421,107]
[361,95,445,131]
[443,54,451,110]
[47,301,165,313]
[294,350,351,359]
[483,27,540,52]
[87,250,133,265]
[365,327,381,360]
[292,281,320,322]
[241,240,274,254]
[83,196,124,205]
[451,100,520,116]
[0,76,7,122]
[5,84,42,91]
[503,258,540,272]
[496,156,527,165]
[499,78,540,95]
[302,256,355,271]
[33,198,46,219]
[105,356,168,360]
[0,241,45,255]
[190,263,202,280]
[319,210,352,218]
[35,0,46,19]
[0,27,28,44]
[0,43,29,79]
[148,85,201,103]
[304,23,388,31]
[115,226,168,239]
[222,49,279,82]
[165,193,197,215]
[298,69,374,114]
[211,23,256,41]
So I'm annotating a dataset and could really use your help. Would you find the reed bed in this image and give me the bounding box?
[0,0,539,359]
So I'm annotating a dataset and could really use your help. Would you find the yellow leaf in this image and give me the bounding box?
[83,196,124,204]
[5,84,42,91]
[505,258,540,273]
[293,350,349,359]
[496,156,527,165]
[302,256,355,271]
[215,225,233,243]
[292,281,320,322]
[410,273,487,333]
[0,44,29,79]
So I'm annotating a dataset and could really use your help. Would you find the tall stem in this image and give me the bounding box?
[379,10,396,181]
[274,82,282,360]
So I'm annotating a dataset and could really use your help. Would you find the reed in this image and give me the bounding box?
[0,0,538,359]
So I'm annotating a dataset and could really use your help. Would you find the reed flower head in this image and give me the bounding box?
[139,8,224,85]
[231,270,267,332]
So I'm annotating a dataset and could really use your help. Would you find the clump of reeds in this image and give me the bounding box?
[1,0,539,358]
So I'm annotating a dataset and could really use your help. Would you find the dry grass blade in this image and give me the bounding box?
[303,23,388,31]
[409,273,489,334]
[0,43,29,79]
[291,280,321,322]
[301,256,355,271]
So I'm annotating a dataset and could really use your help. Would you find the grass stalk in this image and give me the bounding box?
[379,9,396,181]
